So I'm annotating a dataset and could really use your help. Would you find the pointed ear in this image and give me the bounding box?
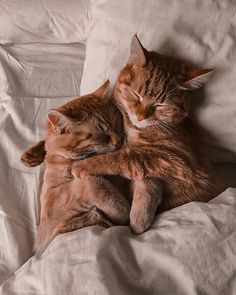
[182,69,213,90]
[93,80,110,98]
[48,110,74,134]
[128,35,147,66]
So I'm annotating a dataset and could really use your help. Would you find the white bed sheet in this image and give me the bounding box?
[0,188,236,295]
[0,42,85,284]
[0,0,91,44]
[0,0,236,294]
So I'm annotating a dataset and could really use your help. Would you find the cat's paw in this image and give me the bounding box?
[21,149,45,167]
[129,210,152,234]
[71,162,90,178]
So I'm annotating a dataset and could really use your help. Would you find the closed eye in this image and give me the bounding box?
[154,103,167,107]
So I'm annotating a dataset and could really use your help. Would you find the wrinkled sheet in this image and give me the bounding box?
[0,0,91,44]
[0,0,236,294]
[0,42,85,284]
[0,188,236,295]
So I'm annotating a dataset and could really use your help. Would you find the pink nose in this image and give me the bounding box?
[137,115,145,121]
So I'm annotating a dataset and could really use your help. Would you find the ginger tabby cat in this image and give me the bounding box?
[21,81,130,254]
[72,36,221,234]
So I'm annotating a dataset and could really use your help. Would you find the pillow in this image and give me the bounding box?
[0,0,91,44]
[81,0,236,162]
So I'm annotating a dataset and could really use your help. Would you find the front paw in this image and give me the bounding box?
[129,188,158,234]
[21,150,45,167]
[129,210,152,234]
[71,162,90,178]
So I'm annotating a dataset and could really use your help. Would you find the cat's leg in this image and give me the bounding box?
[130,178,162,234]
[87,176,131,225]
[72,148,147,180]
[35,219,59,254]
[35,176,129,254]
[21,140,46,167]
[57,207,114,234]
[35,203,118,254]
[35,206,113,254]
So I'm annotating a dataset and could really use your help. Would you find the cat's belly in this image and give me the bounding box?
[39,177,91,220]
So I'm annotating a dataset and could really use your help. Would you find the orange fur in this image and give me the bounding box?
[72,36,222,234]
[21,81,130,254]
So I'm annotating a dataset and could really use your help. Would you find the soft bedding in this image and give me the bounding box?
[0,0,236,294]
[1,188,236,295]
[0,0,91,44]
[0,41,85,283]
[0,0,90,283]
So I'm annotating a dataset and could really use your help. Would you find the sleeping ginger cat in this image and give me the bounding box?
[21,81,130,254]
[72,36,221,234]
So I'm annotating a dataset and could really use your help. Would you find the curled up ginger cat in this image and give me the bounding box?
[72,36,222,234]
[21,81,131,254]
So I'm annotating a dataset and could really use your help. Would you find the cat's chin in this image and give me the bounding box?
[127,113,154,129]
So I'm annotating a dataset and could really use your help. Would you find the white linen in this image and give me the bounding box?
[0,1,236,293]
[0,188,236,295]
[80,0,236,162]
[0,42,85,284]
[0,0,91,44]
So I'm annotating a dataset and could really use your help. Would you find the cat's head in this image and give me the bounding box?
[114,35,212,129]
[45,81,123,160]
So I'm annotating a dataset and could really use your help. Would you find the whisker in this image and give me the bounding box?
[162,122,177,133]
[166,86,181,98]
[152,123,169,134]
[159,122,172,134]
[152,122,177,135]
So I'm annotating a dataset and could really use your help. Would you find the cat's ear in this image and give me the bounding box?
[93,80,110,98]
[182,69,213,90]
[48,110,74,134]
[128,35,147,66]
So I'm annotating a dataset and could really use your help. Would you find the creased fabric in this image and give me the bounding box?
[0,1,236,294]
[0,0,91,44]
[0,42,85,283]
[0,189,236,295]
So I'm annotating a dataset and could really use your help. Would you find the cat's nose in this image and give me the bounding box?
[138,116,145,121]
[137,115,145,121]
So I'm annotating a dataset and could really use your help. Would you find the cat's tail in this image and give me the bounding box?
[34,207,113,255]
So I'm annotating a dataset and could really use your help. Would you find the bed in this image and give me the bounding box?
[0,1,236,294]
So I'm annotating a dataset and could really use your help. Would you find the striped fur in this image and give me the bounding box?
[72,37,222,234]
[21,81,130,254]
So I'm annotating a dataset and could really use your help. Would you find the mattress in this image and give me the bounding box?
[0,1,236,294]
